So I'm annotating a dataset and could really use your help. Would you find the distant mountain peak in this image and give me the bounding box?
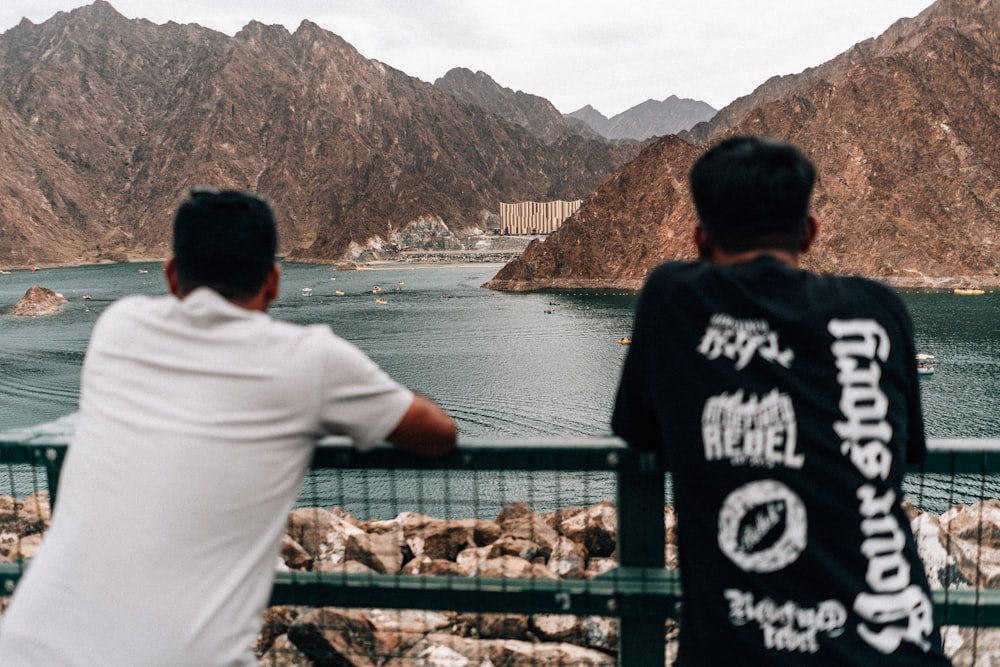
[566,96,716,141]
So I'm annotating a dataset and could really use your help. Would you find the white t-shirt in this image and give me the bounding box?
[0,288,413,665]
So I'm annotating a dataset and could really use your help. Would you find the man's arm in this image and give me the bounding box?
[386,393,457,456]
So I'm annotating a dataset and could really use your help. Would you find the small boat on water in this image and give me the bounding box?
[0,270,11,275]
[372,285,382,294]
[954,288,985,295]
[301,287,314,297]
[375,298,387,305]
[618,337,632,345]
[137,269,149,274]
[916,353,935,375]
[82,294,93,300]
[397,281,405,287]
[334,290,345,296]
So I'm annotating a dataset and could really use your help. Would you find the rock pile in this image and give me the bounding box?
[5,494,1000,664]
[10,286,68,316]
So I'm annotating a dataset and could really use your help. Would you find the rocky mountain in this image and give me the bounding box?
[0,2,640,267]
[681,0,988,146]
[486,0,999,291]
[434,67,603,144]
[566,96,717,141]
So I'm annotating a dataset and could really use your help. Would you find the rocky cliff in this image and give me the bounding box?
[681,0,991,146]
[486,0,999,291]
[434,67,604,144]
[0,2,638,267]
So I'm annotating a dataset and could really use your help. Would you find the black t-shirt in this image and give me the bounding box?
[612,257,951,666]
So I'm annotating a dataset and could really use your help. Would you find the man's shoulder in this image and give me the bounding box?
[97,294,165,322]
[809,273,908,312]
[645,261,702,289]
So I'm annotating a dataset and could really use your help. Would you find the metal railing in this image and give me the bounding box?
[2,433,999,665]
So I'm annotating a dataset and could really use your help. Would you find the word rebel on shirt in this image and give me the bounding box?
[701,389,803,469]
[828,319,935,655]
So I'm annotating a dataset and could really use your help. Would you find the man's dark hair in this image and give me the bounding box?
[173,189,278,300]
[689,136,816,253]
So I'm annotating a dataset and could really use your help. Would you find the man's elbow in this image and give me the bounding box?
[387,394,458,456]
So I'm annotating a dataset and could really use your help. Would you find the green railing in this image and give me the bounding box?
[2,434,999,665]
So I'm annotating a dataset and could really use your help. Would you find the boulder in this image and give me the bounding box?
[547,535,587,579]
[941,500,1000,587]
[286,608,377,666]
[11,286,67,316]
[456,612,530,640]
[558,501,617,558]
[400,555,462,576]
[286,507,359,568]
[496,502,559,553]
[345,524,404,574]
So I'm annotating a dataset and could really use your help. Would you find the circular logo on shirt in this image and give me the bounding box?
[718,479,807,573]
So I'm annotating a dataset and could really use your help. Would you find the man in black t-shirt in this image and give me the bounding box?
[612,137,951,665]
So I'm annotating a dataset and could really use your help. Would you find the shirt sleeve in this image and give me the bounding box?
[897,300,928,465]
[863,281,927,465]
[611,276,665,459]
[315,330,414,451]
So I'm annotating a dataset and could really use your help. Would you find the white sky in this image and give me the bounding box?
[1,1,936,116]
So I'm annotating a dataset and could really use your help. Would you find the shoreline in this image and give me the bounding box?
[4,258,997,292]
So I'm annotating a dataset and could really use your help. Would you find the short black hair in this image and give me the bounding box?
[689,136,816,253]
[172,189,278,300]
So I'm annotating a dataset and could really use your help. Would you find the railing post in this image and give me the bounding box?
[616,450,667,667]
[43,446,64,510]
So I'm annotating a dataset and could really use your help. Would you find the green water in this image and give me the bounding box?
[1,262,996,517]
[2,262,996,436]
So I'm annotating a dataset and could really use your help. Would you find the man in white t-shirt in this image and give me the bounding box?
[0,189,457,665]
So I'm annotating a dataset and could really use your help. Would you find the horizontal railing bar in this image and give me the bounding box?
[311,437,634,472]
[933,589,1000,626]
[269,568,682,617]
[2,432,998,452]
[3,437,999,470]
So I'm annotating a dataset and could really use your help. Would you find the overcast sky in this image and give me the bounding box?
[1,1,936,116]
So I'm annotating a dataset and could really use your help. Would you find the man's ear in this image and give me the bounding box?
[163,258,182,297]
[799,216,819,254]
[261,263,281,308]
[694,225,713,259]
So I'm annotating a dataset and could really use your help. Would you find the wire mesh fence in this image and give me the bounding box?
[2,427,999,665]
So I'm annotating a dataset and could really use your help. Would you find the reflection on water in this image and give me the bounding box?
[1,264,997,517]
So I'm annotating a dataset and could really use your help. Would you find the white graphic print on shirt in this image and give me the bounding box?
[702,389,803,469]
[829,318,935,654]
[698,313,794,370]
[718,479,807,573]
[726,589,847,654]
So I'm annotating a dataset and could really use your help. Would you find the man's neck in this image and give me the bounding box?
[707,247,800,268]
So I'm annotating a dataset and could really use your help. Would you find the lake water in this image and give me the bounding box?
[1,262,997,517]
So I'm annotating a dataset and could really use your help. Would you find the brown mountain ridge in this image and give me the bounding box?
[486,0,999,291]
[0,1,640,267]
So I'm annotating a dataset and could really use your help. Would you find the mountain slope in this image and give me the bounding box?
[434,67,603,143]
[0,2,638,266]
[486,0,999,290]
